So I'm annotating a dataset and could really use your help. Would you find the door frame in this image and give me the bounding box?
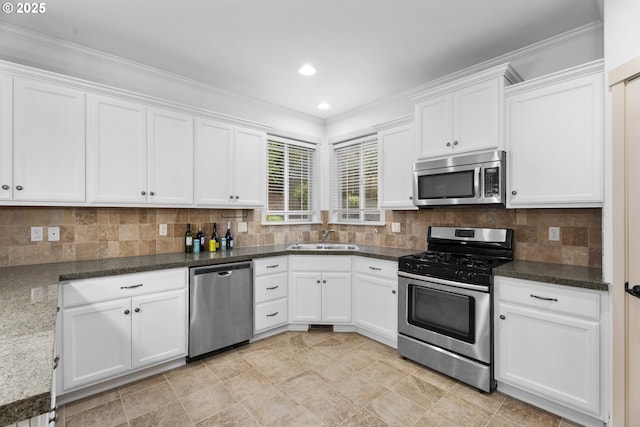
[610,56,640,427]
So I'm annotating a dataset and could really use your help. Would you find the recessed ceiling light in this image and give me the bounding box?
[317,102,330,110]
[299,64,316,76]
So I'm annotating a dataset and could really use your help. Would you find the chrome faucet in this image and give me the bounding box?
[321,229,335,243]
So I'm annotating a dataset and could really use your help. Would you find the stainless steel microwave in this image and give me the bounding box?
[413,150,506,207]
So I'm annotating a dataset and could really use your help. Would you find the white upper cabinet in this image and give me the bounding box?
[195,118,266,207]
[88,94,194,206]
[378,120,417,210]
[412,63,521,160]
[13,78,86,202]
[0,75,11,201]
[505,61,604,208]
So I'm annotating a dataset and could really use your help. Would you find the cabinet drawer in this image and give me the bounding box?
[255,298,288,332]
[254,256,288,276]
[290,255,351,272]
[354,257,397,280]
[255,272,288,304]
[496,277,600,320]
[62,268,187,307]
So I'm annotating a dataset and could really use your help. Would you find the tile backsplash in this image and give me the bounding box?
[0,206,601,268]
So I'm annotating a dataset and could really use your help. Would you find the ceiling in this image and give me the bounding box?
[0,0,603,119]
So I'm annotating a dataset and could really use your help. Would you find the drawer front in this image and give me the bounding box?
[496,277,600,320]
[255,272,288,304]
[290,255,351,272]
[255,298,288,332]
[354,257,397,280]
[254,256,288,276]
[62,268,187,307]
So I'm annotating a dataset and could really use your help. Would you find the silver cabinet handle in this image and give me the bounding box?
[266,285,279,290]
[16,185,23,190]
[453,140,459,146]
[1,184,8,190]
[369,266,382,271]
[500,315,506,320]
[511,190,517,195]
[124,309,130,315]
[392,290,396,294]
[316,280,321,284]
[266,264,279,269]
[322,279,326,284]
[53,355,60,370]
[150,191,155,196]
[530,294,558,302]
[121,284,143,289]
[266,312,279,317]
[141,191,146,195]
[229,195,234,199]
[446,142,451,147]
[134,308,140,313]
[235,195,239,199]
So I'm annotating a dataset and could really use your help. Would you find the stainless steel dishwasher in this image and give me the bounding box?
[188,262,253,359]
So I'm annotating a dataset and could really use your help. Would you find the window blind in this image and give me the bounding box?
[331,136,381,223]
[266,138,317,222]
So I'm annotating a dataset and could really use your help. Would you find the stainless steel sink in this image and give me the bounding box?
[287,243,359,251]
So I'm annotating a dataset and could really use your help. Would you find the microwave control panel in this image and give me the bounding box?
[484,167,500,197]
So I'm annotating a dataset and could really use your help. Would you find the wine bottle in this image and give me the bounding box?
[196,225,205,250]
[213,223,219,251]
[185,223,193,253]
[225,222,232,250]
[228,222,234,249]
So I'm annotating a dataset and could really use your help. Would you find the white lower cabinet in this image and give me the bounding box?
[353,257,398,346]
[289,256,351,324]
[59,268,187,392]
[495,276,607,425]
[254,256,288,333]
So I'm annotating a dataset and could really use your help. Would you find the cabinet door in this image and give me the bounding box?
[147,108,194,205]
[507,73,603,207]
[415,94,452,158]
[194,118,234,206]
[290,272,322,322]
[453,79,499,154]
[233,127,266,207]
[13,79,85,202]
[496,302,600,415]
[88,94,147,203]
[0,75,11,200]
[62,299,131,390]
[379,124,417,210]
[322,272,351,323]
[131,289,187,369]
[354,274,397,341]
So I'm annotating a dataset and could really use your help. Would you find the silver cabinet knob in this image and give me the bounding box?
[229,195,234,199]
[134,308,140,313]
[316,280,321,284]
[446,142,451,147]
[124,309,130,315]
[149,191,155,196]
[409,196,413,200]
[235,195,239,200]
[16,185,23,191]
[499,315,506,320]
[453,140,459,146]
[392,290,397,294]
[1,184,8,190]
[141,191,146,196]
[511,190,517,195]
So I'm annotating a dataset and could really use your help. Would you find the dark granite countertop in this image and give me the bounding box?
[493,260,608,291]
[0,243,414,425]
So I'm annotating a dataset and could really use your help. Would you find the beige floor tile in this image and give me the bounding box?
[163,360,206,379]
[64,388,120,418]
[255,353,307,384]
[430,393,493,427]
[332,347,382,372]
[265,404,325,427]
[291,347,333,369]
[128,400,194,427]
[167,366,219,397]
[367,389,427,427]
[65,399,127,427]
[267,333,311,355]
[392,373,447,409]
[496,396,562,427]
[334,372,388,406]
[302,388,361,426]
[450,382,507,414]
[240,347,282,366]
[340,332,376,347]
[279,370,332,404]
[411,364,459,391]
[312,357,354,384]
[313,335,357,356]
[356,338,395,356]
[241,384,299,425]
[341,408,390,427]
[413,409,461,427]
[486,414,523,427]
[205,352,253,381]
[196,402,259,427]
[181,382,238,423]
[381,351,420,374]
[118,373,167,396]
[121,381,178,420]
[223,368,274,402]
[360,360,410,388]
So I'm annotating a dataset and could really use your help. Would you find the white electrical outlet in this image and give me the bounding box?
[31,226,43,242]
[48,226,60,242]
[549,226,560,241]
[159,224,168,236]
[238,222,248,233]
[391,222,401,233]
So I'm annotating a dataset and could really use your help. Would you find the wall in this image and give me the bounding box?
[0,206,601,269]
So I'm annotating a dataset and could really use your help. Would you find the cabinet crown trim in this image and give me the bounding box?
[505,59,604,96]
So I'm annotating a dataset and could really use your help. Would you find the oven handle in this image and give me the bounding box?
[397,271,490,293]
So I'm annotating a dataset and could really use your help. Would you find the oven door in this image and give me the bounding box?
[413,164,481,207]
[398,272,491,364]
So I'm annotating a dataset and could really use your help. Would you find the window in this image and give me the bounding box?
[331,135,383,224]
[265,136,318,223]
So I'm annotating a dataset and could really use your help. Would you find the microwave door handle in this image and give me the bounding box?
[475,167,482,199]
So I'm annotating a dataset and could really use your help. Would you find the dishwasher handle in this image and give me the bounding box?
[191,262,251,276]
[217,271,232,277]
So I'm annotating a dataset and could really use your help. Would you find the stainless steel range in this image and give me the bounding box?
[397,226,513,392]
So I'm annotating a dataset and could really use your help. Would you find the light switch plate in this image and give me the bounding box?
[48,226,60,241]
[159,224,168,236]
[391,222,401,233]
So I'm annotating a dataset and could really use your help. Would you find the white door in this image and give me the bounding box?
[453,79,499,153]
[290,272,322,322]
[0,75,11,200]
[13,78,86,202]
[233,127,266,207]
[62,299,131,390]
[87,94,147,203]
[194,118,234,206]
[147,107,194,205]
[379,123,416,209]
[415,94,452,158]
[322,272,351,323]
[131,289,186,369]
[354,274,397,340]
